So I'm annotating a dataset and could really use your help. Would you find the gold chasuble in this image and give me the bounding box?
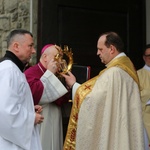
[137,68,150,143]
[63,56,144,150]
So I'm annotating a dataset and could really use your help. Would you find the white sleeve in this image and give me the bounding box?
[39,70,68,104]
[72,82,81,101]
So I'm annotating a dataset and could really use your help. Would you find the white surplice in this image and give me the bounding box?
[0,60,42,150]
[38,70,68,150]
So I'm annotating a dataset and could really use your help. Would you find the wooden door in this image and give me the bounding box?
[38,0,146,77]
[37,0,146,140]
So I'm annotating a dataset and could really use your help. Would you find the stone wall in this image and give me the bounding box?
[0,0,38,63]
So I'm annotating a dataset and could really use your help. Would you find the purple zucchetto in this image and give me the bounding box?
[41,44,54,54]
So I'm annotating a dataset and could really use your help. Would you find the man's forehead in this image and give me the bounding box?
[98,35,106,44]
[48,46,62,56]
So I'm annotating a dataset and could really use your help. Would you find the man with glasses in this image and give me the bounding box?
[137,44,150,145]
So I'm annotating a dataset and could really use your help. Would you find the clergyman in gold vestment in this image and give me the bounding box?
[62,32,146,150]
[137,44,150,146]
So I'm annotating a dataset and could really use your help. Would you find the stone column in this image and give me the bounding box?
[0,0,38,63]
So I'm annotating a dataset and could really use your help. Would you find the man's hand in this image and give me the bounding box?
[35,113,44,125]
[35,105,43,113]
[60,71,76,89]
[34,105,44,124]
[47,59,59,74]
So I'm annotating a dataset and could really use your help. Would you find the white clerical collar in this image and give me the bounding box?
[143,64,150,71]
[106,52,126,67]
[114,52,126,58]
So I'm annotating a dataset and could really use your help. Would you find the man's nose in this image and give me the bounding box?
[32,47,36,54]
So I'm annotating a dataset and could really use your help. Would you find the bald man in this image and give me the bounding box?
[62,32,146,150]
[24,44,69,150]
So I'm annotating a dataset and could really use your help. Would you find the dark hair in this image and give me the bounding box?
[100,31,124,52]
[7,29,33,48]
[143,44,150,55]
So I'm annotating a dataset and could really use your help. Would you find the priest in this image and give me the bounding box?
[62,32,147,150]
[24,44,69,150]
[0,29,43,150]
[137,44,150,145]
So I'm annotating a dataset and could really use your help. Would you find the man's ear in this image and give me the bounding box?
[42,54,47,61]
[13,42,19,52]
[110,45,115,54]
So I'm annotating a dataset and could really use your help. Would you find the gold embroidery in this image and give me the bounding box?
[63,56,139,150]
